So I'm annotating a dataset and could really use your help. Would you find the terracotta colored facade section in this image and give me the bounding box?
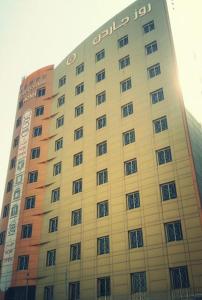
[0,65,54,298]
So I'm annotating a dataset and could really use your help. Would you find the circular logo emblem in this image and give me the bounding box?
[66,53,77,65]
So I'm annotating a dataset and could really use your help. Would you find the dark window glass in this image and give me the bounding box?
[25,196,35,209]
[97,277,110,297]
[17,255,29,270]
[126,192,140,210]
[131,272,147,293]
[129,228,143,248]
[170,266,190,289]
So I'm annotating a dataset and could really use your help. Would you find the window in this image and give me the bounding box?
[56,115,64,128]
[145,41,158,55]
[33,126,42,137]
[148,63,161,78]
[71,209,82,226]
[75,104,84,117]
[36,87,46,97]
[119,55,130,69]
[6,180,13,192]
[51,188,60,203]
[35,106,44,116]
[120,78,132,92]
[0,231,6,245]
[13,136,19,147]
[124,159,137,176]
[96,115,106,129]
[129,228,143,248]
[73,152,83,166]
[70,243,81,261]
[97,169,108,185]
[28,171,38,183]
[21,224,32,239]
[165,220,183,242]
[69,282,80,300]
[44,286,54,300]
[31,147,40,159]
[46,249,56,266]
[122,102,133,117]
[58,75,66,87]
[153,116,168,133]
[49,217,58,233]
[18,100,23,109]
[97,200,108,218]
[143,20,155,33]
[123,129,135,146]
[170,266,190,289]
[72,179,82,194]
[156,147,172,165]
[96,49,105,62]
[160,181,177,201]
[74,127,83,140]
[16,117,21,128]
[57,95,65,107]
[75,82,84,95]
[2,205,9,218]
[53,162,62,176]
[10,157,16,169]
[97,236,109,255]
[131,272,147,293]
[25,196,35,209]
[97,277,110,297]
[118,35,128,48]
[96,91,106,105]
[17,255,29,270]
[151,88,164,104]
[76,63,84,75]
[96,141,107,156]
[55,138,63,151]
[126,191,140,210]
[96,69,105,82]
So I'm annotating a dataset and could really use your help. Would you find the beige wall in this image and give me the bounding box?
[36,0,202,299]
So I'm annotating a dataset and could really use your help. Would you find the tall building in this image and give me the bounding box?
[0,0,202,299]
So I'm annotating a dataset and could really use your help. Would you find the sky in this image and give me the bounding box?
[0,0,202,207]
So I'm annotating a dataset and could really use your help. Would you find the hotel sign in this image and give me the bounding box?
[93,3,151,45]
[0,110,32,292]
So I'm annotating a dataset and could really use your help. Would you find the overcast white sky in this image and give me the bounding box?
[0,0,202,207]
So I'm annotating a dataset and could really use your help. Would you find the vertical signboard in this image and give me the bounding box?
[0,110,32,292]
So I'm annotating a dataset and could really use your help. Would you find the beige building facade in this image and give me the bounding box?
[1,0,202,299]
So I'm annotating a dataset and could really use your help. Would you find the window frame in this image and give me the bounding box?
[118,35,128,48]
[71,209,82,226]
[160,181,177,201]
[70,242,81,261]
[72,179,82,194]
[46,249,56,267]
[96,69,105,83]
[119,55,130,69]
[97,235,110,255]
[28,170,38,183]
[153,116,168,133]
[51,188,60,203]
[156,147,172,165]
[128,228,143,249]
[120,78,132,92]
[97,169,108,185]
[35,106,44,117]
[96,115,106,130]
[143,20,155,33]
[124,159,137,176]
[96,49,105,62]
[126,191,140,210]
